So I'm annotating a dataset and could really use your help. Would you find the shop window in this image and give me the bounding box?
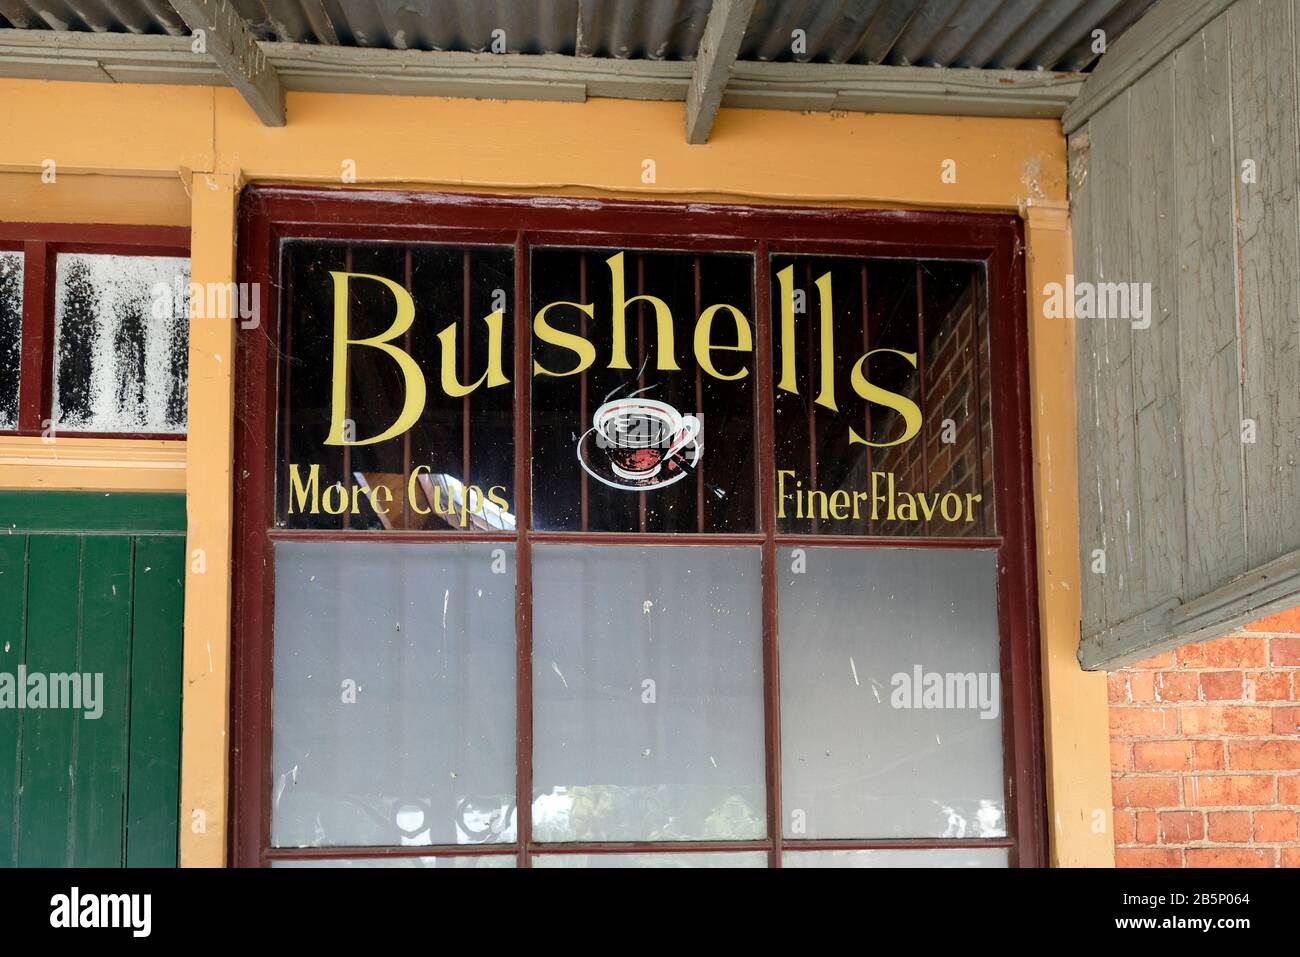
[235,191,1041,868]
[0,227,190,438]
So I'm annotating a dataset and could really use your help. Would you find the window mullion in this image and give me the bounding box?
[755,239,782,867]
[513,230,534,868]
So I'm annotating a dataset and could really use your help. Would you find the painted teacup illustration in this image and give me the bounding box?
[578,397,703,490]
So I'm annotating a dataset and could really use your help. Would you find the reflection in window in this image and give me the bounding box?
[779,547,1005,839]
[771,257,995,536]
[0,252,20,430]
[531,544,766,842]
[271,542,517,848]
[273,855,515,868]
[53,253,189,433]
[783,848,1007,868]
[533,852,766,868]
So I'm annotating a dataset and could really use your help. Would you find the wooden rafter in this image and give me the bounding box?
[169,0,285,127]
[685,0,757,144]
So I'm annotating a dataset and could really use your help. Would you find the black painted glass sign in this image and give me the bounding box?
[275,240,993,537]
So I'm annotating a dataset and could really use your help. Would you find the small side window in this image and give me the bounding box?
[53,253,189,434]
[0,251,21,431]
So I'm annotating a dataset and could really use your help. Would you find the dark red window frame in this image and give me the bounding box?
[231,185,1046,867]
[0,222,191,440]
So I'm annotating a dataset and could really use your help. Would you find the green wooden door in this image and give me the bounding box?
[0,491,185,867]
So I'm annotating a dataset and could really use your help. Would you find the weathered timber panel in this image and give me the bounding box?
[1073,0,1300,668]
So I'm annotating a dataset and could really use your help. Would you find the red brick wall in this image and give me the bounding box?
[1109,607,1300,867]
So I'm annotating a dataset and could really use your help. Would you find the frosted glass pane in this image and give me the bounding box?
[778,548,1004,839]
[782,848,1007,868]
[0,251,20,430]
[273,855,515,868]
[532,544,765,842]
[53,253,189,433]
[534,852,766,868]
[272,541,516,847]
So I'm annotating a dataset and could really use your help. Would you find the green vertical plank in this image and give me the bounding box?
[125,536,185,868]
[70,536,134,867]
[17,535,83,867]
[0,535,29,867]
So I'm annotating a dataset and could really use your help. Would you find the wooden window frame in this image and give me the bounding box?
[231,186,1046,867]
[0,222,191,440]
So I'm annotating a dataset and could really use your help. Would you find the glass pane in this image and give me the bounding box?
[782,848,1007,868]
[273,855,515,868]
[531,248,757,532]
[771,256,994,536]
[531,544,765,841]
[778,547,1004,839]
[277,240,516,531]
[533,852,766,868]
[272,541,516,847]
[0,251,20,430]
[52,253,189,433]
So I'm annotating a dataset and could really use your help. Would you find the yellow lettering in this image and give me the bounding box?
[776,265,797,395]
[408,466,431,515]
[326,271,426,446]
[813,271,837,412]
[606,252,680,372]
[533,301,597,377]
[288,464,320,514]
[438,310,509,398]
[777,469,795,519]
[848,350,923,447]
[693,303,752,381]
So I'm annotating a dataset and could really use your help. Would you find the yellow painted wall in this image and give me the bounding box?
[0,77,1107,867]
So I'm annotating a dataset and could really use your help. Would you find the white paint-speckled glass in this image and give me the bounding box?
[52,253,189,433]
[782,848,1007,868]
[778,547,1005,839]
[271,541,516,848]
[531,544,766,842]
[0,251,21,430]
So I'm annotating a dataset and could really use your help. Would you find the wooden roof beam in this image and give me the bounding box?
[170,0,285,127]
[685,0,756,144]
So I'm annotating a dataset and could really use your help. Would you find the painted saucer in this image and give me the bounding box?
[576,428,703,491]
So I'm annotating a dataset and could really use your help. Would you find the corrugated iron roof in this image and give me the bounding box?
[0,0,1157,71]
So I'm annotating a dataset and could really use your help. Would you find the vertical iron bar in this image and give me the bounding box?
[341,246,352,530]
[694,255,705,532]
[402,248,413,529]
[915,263,927,536]
[972,265,989,536]
[636,254,647,533]
[279,252,294,527]
[861,262,872,535]
[580,252,589,532]
[804,261,817,533]
[462,251,472,490]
